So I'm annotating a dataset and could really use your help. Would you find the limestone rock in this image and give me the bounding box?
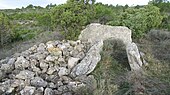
[46,55,58,62]
[44,88,54,95]
[58,67,69,77]
[31,77,47,87]
[37,43,46,53]
[34,87,44,95]
[0,70,4,80]
[71,41,103,77]
[1,63,14,73]
[47,65,59,75]
[15,56,30,69]
[68,57,79,69]
[126,42,143,71]
[67,81,85,92]
[16,70,35,79]
[7,58,16,65]
[79,23,132,45]
[20,86,36,95]
[28,45,38,53]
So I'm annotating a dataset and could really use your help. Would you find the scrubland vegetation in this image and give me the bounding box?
[0,0,170,94]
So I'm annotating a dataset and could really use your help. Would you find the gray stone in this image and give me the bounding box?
[30,64,41,74]
[31,77,47,87]
[47,65,59,75]
[75,52,85,60]
[6,87,14,94]
[11,79,25,88]
[70,49,79,57]
[34,87,44,95]
[79,23,132,45]
[1,63,14,73]
[68,57,79,69]
[140,52,148,66]
[46,41,56,49]
[62,92,72,95]
[30,53,46,61]
[126,42,143,71]
[28,45,38,53]
[0,70,4,80]
[48,82,57,88]
[74,44,84,52]
[44,88,54,95]
[57,81,63,87]
[46,55,58,62]
[16,70,35,79]
[61,76,72,84]
[37,43,46,53]
[20,86,36,95]
[7,58,16,65]
[58,57,65,64]
[40,61,48,69]
[58,85,68,92]
[54,90,62,95]
[15,56,30,69]
[71,41,103,77]
[58,67,69,77]
[0,80,12,90]
[67,81,85,92]
[0,58,9,65]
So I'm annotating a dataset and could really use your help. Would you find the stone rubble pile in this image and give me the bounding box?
[0,40,98,95]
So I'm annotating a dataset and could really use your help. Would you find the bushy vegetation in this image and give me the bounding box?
[0,0,170,94]
[0,12,11,46]
[108,4,163,38]
[0,0,168,46]
[51,0,95,40]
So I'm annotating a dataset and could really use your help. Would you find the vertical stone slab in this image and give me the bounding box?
[126,42,143,71]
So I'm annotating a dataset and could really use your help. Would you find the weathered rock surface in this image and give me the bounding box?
[79,23,132,45]
[71,40,103,77]
[126,42,143,70]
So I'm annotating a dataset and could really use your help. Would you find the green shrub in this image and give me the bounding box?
[108,4,163,39]
[0,12,11,46]
[51,0,95,40]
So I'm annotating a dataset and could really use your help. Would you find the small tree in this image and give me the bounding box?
[94,3,116,24]
[51,0,95,40]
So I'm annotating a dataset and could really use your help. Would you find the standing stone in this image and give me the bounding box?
[71,41,103,77]
[126,42,143,71]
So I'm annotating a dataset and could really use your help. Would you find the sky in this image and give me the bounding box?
[0,0,150,9]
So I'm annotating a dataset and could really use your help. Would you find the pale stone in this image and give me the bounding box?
[71,41,103,77]
[79,23,132,46]
[126,42,143,71]
[68,57,80,69]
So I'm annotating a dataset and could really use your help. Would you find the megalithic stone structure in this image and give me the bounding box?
[79,23,144,71]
